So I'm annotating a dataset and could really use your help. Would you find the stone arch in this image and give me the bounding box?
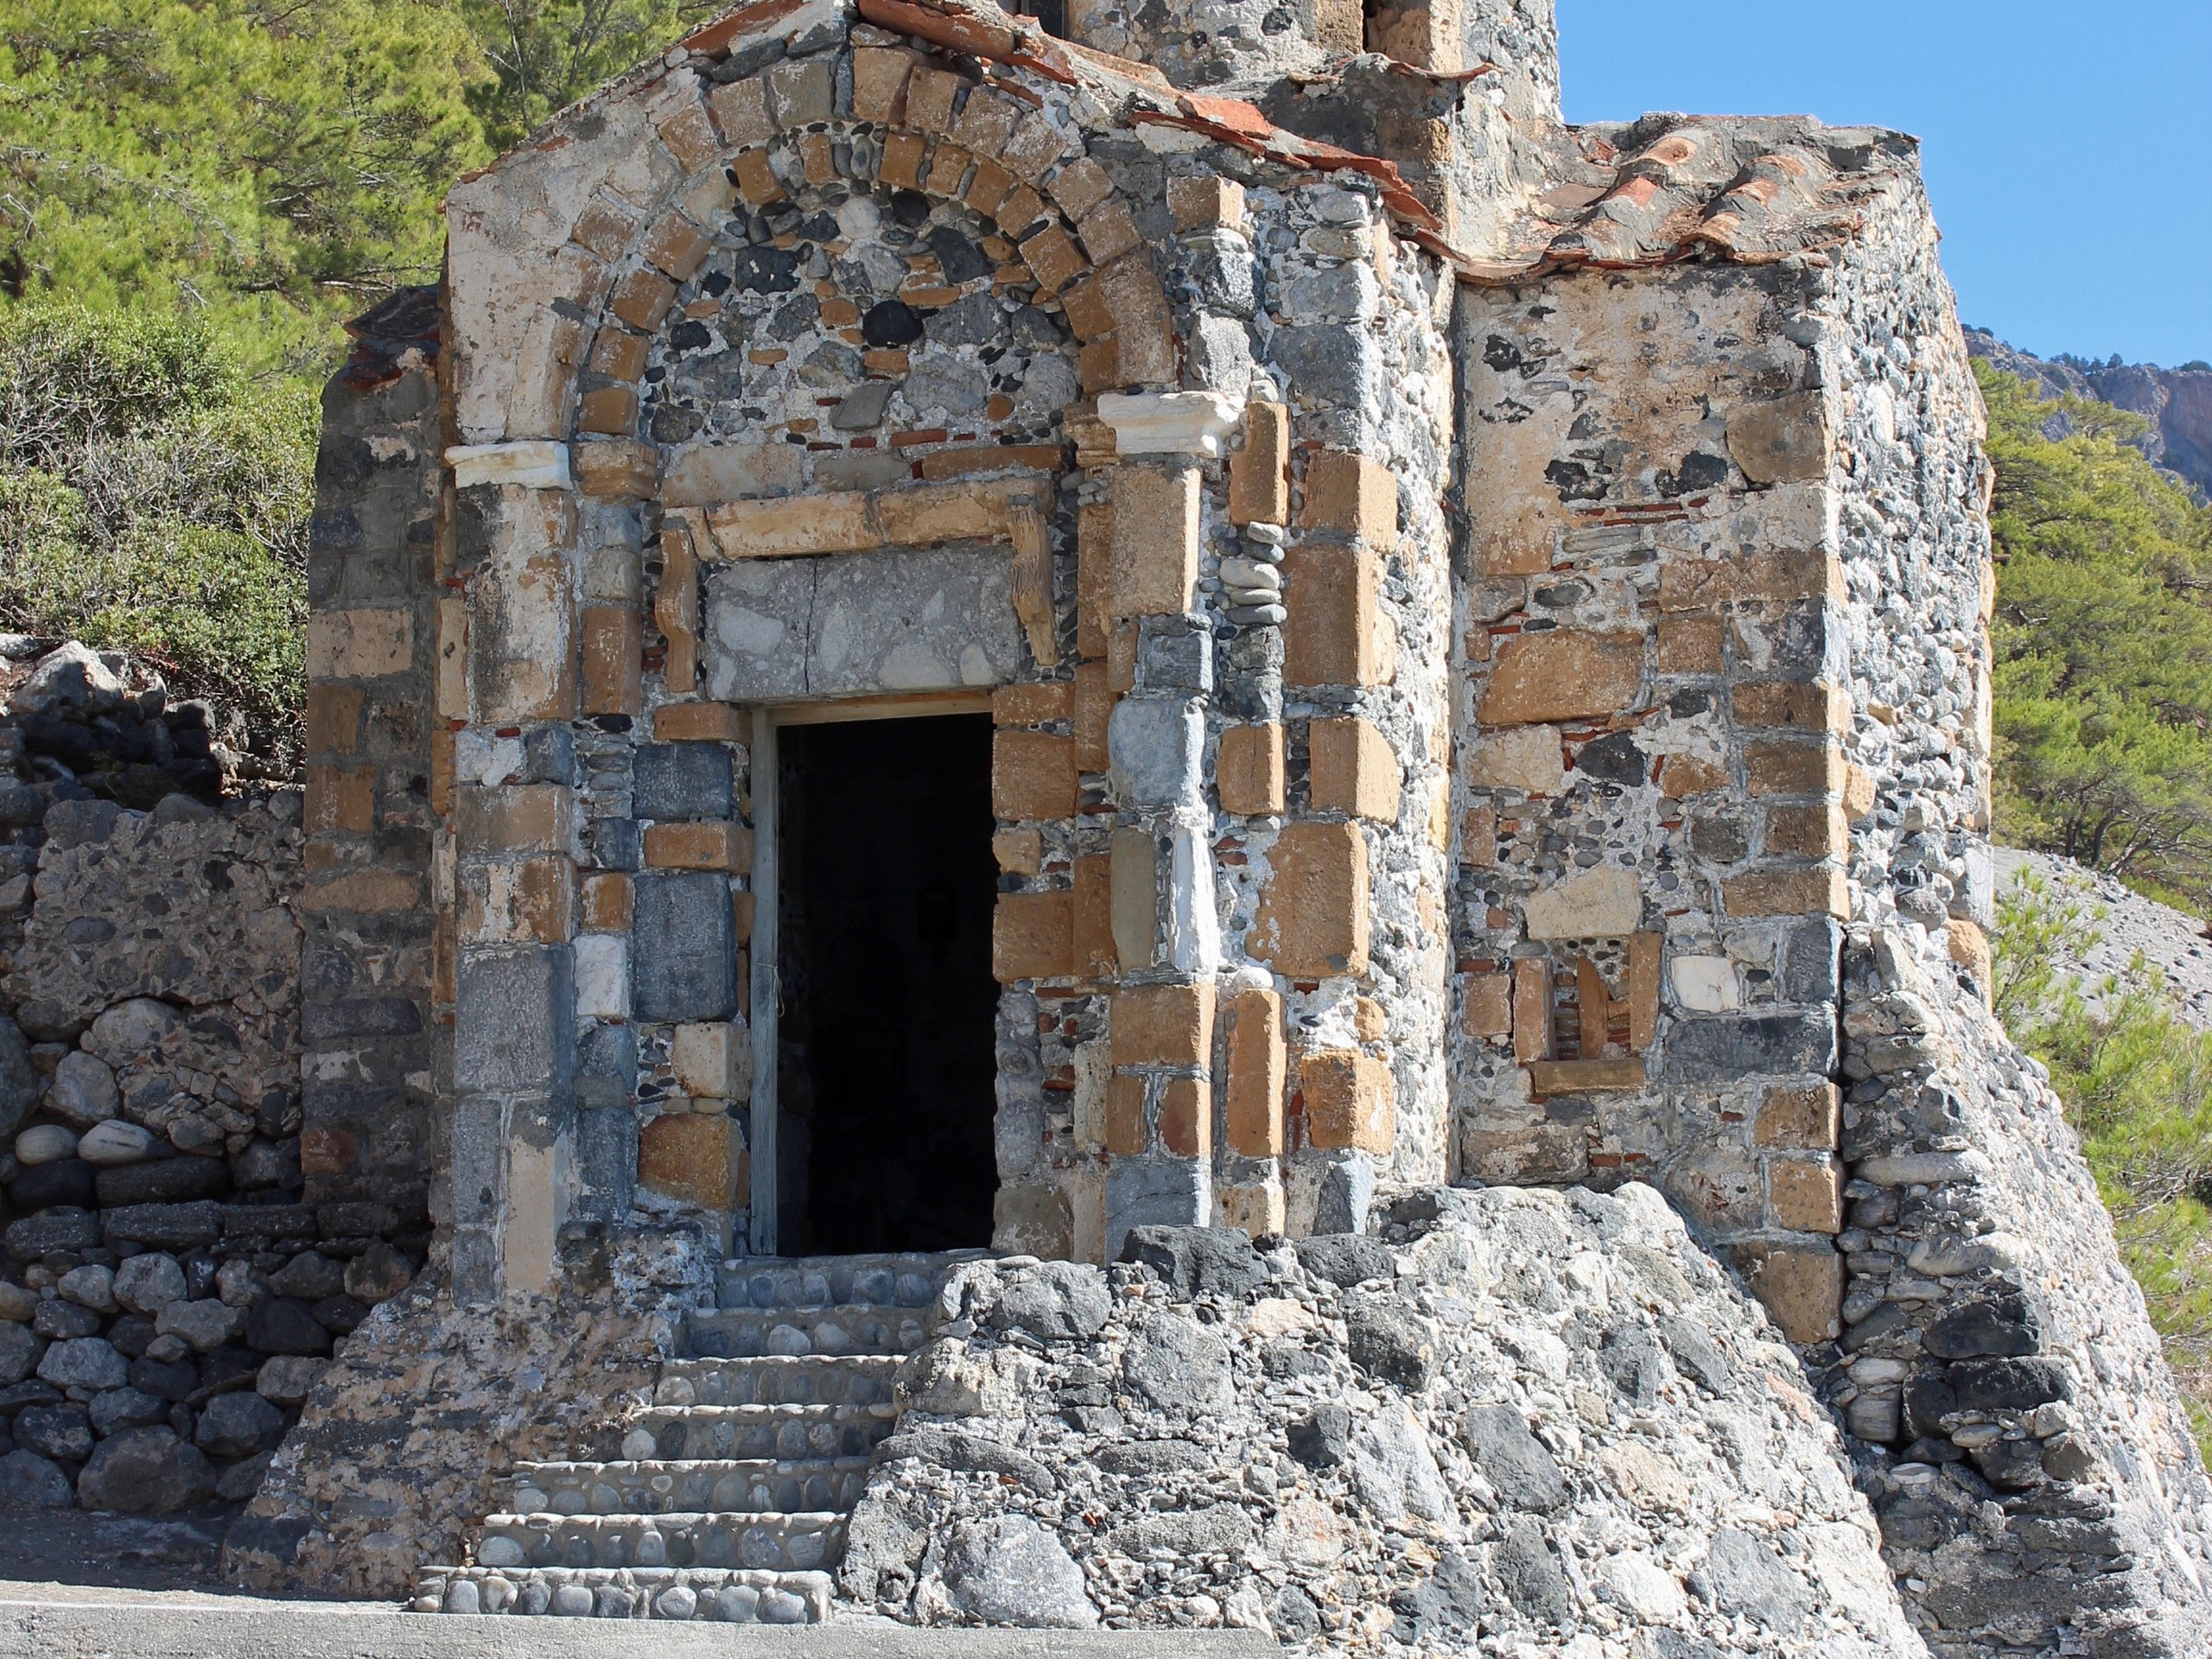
[515,41,1180,503]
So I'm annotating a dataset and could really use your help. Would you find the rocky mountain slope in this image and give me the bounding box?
[1967,329,2212,499]
[1993,848,2212,1029]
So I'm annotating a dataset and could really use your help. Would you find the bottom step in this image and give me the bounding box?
[411,1567,831,1624]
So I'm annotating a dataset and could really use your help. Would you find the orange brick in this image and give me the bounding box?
[1309,717,1400,821]
[429,725,454,819]
[1459,804,1497,866]
[645,821,752,874]
[1217,722,1286,816]
[1757,1081,1840,1149]
[994,889,1074,982]
[1298,450,1396,545]
[1224,988,1285,1157]
[1107,1074,1147,1156]
[732,148,785,206]
[1159,1077,1211,1158]
[653,702,748,743]
[609,267,677,332]
[639,1112,742,1210]
[1462,972,1511,1040]
[1230,401,1290,526]
[579,605,643,717]
[1111,464,1201,617]
[304,765,375,835]
[1282,543,1383,689]
[588,327,651,382]
[707,78,771,143]
[732,889,755,944]
[1302,1050,1395,1154]
[1251,822,1369,977]
[879,131,927,190]
[642,213,711,281]
[581,872,634,932]
[849,47,916,124]
[653,98,721,170]
[304,686,363,756]
[1059,276,1114,341]
[1019,225,1086,294]
[993,682,1075,727]
[1111,981,1215,1069]
[992,729,1077,821]
[1768,1154,1844,1234]
[995,184,1046,237]
[1167,175,1245,232]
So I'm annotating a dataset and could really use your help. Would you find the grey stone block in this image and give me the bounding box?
[575,1107,638,1222]
[1108,696,1204,809]
[1103,1158,1206,1260]
[455,948,575,1095]
[633,744,733,822]
[522,726,576,785]
[448,1098,506,1230]
[302,998,423,1041]
[587,817,641,872]
[1134,615,1213,694]
[1269,324,1379,414]
[1313,1154,1376,1236]
[632,872,736,1022]
[576,1021,638,1110]
[448,1226,500,1304]
[1782,918,1843,1003]
[1662,1013,1839,1083]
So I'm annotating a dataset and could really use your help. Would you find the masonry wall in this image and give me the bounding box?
[1452,257,1853,1335]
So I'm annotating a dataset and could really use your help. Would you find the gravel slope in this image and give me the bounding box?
[1994,847,2212,1029]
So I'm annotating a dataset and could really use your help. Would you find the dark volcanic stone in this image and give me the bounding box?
[1948,1357,2069,1411]
[10,1158,97,1211]
[1118,1313,1230,1412]
[1118,1225,1267,1300]
[76,1425,217,1512]
[1293,1233,1393,1287]
[988,1262,1110,1343]
[1287,1405,1351,1470]
[1494,1516,1569,1624]
[245,1297,331,1357]
[1462,1403,1568,1512]
[1345,1302,1438,1392]
[861,301,925,347]
[1925,1295,2039,1359]
[15,1403,92,1462]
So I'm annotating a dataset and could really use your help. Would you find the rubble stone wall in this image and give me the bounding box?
[0,645,424,1515]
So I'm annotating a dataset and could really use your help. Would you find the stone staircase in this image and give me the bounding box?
[410,1249,982,1622]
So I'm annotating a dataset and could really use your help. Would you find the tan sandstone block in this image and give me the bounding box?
[306,609,412,680]
[654,702,747,744]
[578,605,642,717]
[1512,958,1552,1063]
[1734,1240,1842,1344]
[673,1021,744,1098]
[1159,1077,1211,1158]
[1734,680,1850,732]
[1252,821,1370,977]
[1656,613,1726,674]
[642,213,712,282]
[1726,391,1833,485]
[1111,465,1200,618]
[1757,1081,1840,1150]
[904,65,964,133]
[994,890,1074,982]
[1072,853,1115,975]
[653,97,721,170]
[1768,1154,1845,1233]
[849,48,916,124]
[1309,717,1400,822]
[1230,401,1290,526]
[993,682,1075,727]
[581,872,633,932]
[1478,631,1643,726]
[575,439,657,499]
[304,686,362,755]
[458,785,570,855]
[1107,1075,1146,1156]
[1470,726,1562,795]
[1661,756,1729,798]
[1167,175,1245,232]
[1299,451,1396,546]
[1217,722,1286,817]
[1462,973,1511,1040]
[303,765,375,836]
[1282,544,1382,689]
[992,730,1077,822]
[1217,1181,1284,1240]
[1722,867,1847,920]
[1303,1050,1395,1154]
[1764,803,1847,859]
[1224,988,1286,1158]
[994,829,1044,875]
[1077,502,1114,658]
[1843,762,1878,823]
[1745,739,1844,798]
[1073,661,1112,772]
[1658,550,1841,612]
[1111,981,1216,1069]
[645,821,752,874]
[1948,917,1993,1003]
[639,1113,741,1211]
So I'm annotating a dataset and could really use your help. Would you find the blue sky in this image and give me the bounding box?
[1557,1,2212,368]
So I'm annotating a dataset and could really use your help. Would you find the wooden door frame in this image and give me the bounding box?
[742,689,995,1257]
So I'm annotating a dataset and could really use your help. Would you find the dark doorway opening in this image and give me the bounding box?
[776,714,999,1255]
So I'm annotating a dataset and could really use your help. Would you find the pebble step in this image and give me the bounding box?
[506,1456,874,1516]
[414,1566,832,1622]
[411,1249,976,1624]
[656,1352,902,1406]
[632,1401,899,1462]
[476,1509,846,1573]
[713,1250,984,1312]
[683,1303,929,1358]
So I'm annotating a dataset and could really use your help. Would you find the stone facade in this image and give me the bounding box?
[29,0,2200,1649]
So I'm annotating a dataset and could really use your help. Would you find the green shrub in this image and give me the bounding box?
[1993,872,2212,1455]
[0,302,312,746]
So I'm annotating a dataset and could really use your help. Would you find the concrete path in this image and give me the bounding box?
[0,1582,1274,1659]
